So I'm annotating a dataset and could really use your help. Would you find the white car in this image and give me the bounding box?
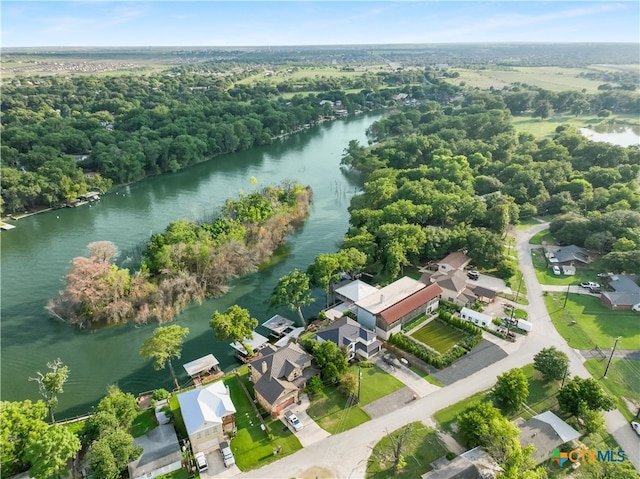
[631,421,640,436]
[579,282,600,289]
[284,411,304,431]
[194,452,208,473]
[220,441,235,467]
[552,266,561,275]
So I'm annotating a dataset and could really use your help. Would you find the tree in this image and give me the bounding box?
[458,402,502,447]
[558,377,615,416]
[87,430,141,479]
[139,325,189,389]
[0,400,48,476]
[311,340,348,385]
[210,305,258,357]
[29,358,69,423]
[533,347,569,381]
[533,100,552,120]
[270,269,315,325]
[338,371,359,402]
[94,386,139,432]
[493,368,529,411]
[369,425,415,473]
[23,424,81,479]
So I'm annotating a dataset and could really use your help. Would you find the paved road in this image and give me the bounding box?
[228,222,639,478]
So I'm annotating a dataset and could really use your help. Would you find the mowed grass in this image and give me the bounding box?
[410,320,468,354]
[512,113,640,139]
[307,386,370,434]
[356,365,405,406]
[583,358,640,421]
[366,422,448,479]
[530,248,596,285]
[131,409,158,437]
[544,293,640,350]
[225,372,302,471]
[529,229,554,245]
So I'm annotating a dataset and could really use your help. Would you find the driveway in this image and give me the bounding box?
[372,355,439,397]
[202,449,240,479]
[281,395,330,448]
[468,273,512,295]
[431,339,509,386]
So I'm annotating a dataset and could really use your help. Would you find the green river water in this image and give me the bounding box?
[0,113,382,418]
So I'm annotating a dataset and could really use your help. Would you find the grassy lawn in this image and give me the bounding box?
[511,113,640,139]
[544,293,640,350]
[157,470,190,479]
[583,358,640,421]
[62,419,86,436]
[402,313,431,332]
[529,229,554,245]
[366,422,448,479]
[433,390,489,444]
[355,365,405,406]
[410,320,468,354]
[168,394,188,441]
[131,409,158,437]
[516,217,550,231]
[224,370,302,471]
[403,265,423,281]
[531,249,594,285]
[307,386,370,434]
[409,366,444,387]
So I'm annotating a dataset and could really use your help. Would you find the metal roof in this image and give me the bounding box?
[183,354,220,377]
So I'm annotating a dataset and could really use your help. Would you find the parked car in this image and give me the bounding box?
[220,441,235,467]
[284,411,304,431]
[631,421,640,436]
[195,452,208,473]
[579,282,600,289]
[467,270,479,280]
[552,266,561,275]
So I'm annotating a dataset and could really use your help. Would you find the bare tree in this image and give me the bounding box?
[369,425,414,473]
[29,358,70,423]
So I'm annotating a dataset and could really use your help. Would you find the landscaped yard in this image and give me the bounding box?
[529,228,554,245]
[531,248,599,285]
[410,320,468,354]
[366,422,448,479]
[544,293,640,350]
[356,365,405,406]
[583,358,640,420]
[131,409,158,437]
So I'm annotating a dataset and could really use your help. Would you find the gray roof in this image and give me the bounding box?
[253,343,312,405]
[470,285,496,299]
[603,274,640,306]
[314,316,380,354]
[552,245,589,264]
[422,447,501,479]
[519,411,580,464]
[183,354,219,377]
[128,424,181,479]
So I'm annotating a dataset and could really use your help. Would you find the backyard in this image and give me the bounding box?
[583,358,640,420]
[544,293,640,350]
[366,422,448,479]
[410,320,468,354]
[531,248,602,285]
[307,364,404,434]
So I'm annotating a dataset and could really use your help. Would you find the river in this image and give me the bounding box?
[0,113,382,418]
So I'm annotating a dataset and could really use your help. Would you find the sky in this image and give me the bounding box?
[2,1,639,48]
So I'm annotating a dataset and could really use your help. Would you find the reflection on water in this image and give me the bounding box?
[579,124,640,147]
[1,113,382,417]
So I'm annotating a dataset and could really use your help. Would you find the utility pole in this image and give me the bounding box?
[563,283,571,309]
[603,336,622,378]
[515,273,523,303]
[357,365,362,404]
[561,364,569,389]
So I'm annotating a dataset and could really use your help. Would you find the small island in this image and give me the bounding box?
[47,182,312,327]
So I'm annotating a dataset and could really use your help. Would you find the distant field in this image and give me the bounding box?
[512,114,640,139]
[451,65,634,92]
[236,65,387,86]
[410,320,467,354]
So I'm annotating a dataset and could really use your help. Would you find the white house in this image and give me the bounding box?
[459,307,492,327]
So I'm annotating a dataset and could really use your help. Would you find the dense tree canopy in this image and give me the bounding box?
[533,347,569,381]
[139,325,190,389]
[210,305,258,357]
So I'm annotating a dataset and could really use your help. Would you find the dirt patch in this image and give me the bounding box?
[298,466,335,479]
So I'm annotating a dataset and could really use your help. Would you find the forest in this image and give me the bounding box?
[339,89,640,278]
[47,182,312,327]
[0,68,454,214]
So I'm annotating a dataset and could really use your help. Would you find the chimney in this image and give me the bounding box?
[380,294,385,304]
[261,361,268,374]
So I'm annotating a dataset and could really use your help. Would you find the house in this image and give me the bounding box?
[314,316,382,360]
[331,279,380,316]
[250,342,315,415]
[355,277,442,339]
[600,274,640,310]
[546,245,590,265]
[460,307,492,328]
[518,411,580,464]
[438,252,472,273]
[422,447,502,479]
[128,424,182,479]
[421,269,496,306]
[176,381,236,453]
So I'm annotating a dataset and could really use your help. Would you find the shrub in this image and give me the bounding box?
[358,360,374,368]
[152,389,169,401]
[492,318,502,326]
[445,452,457,460]
[305,376,323,396]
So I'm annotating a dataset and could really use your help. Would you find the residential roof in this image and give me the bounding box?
[470,285,497,299]
[430,269,469,293]
[183,354,220,377]
[356,277,425,315]
[422,447,501,479]
[460,307,492,323]
[128,424,181,479]
[314,316,381,353]
[253,343,312,405]
[603,274,640,307]
[519,411,580,464]
[439,252,471,270]
[379,283,443,325]
[552,245,589,264]
[177,381,236,436]
[335,280,380,303]
[230,332,269,356]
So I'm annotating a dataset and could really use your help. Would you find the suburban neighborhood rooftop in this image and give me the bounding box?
[356,276,425,314]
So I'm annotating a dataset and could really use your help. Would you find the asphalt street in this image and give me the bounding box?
[223,222,640,479]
